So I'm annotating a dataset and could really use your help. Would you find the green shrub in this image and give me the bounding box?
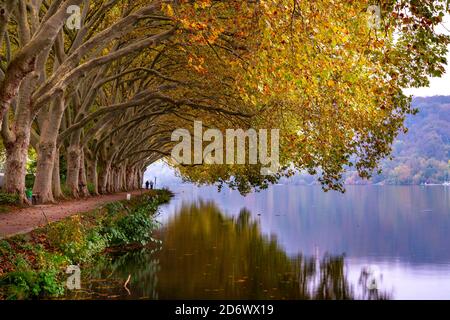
[47,216,85,249]
[0,251,65,299]
[25,174,35,189]
[37,270,65,297]
[80,228,109,261]
[47,217,109,264]
[0,193,19,205]
[105,201,128,216]
[34,246,69,271]
[0,240,12,255]
[60,184,72,197]
[103,201,161,246]
[47,216,86,263]
[87,183,96,195]
[13,254,30,272]
[0,269,64,299]
[155,188,172,203]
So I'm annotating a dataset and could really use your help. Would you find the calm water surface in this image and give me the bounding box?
[74,185,450,300]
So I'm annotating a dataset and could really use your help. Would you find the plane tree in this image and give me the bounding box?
[0,0,448,204]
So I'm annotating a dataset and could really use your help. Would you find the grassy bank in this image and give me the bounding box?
[0,189,172,300]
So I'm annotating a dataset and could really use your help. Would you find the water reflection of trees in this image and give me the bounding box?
[65,248,161,300]
[156,202,390,300]
[68,201,391,300]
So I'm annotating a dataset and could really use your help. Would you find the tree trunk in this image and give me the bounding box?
[3,76,34,203]
[107,167,114,193]
[98,170,107,194]
[4,124,30,203]
[33,96,65,204]
[52,148,64,199]
[0,56,36,129]
[133,167,139,190]
[120,166,126,191]
[138,170,145,189]
[138,169,144,189]
[78,149,89,197]
[125,167,132,190]
[66,144,81,198]
[126,166,133,190]
[86,156,99,195]
[114,167,120,192]
[128,167,135,190]
[98,160,111,194]
[33,140,56,203]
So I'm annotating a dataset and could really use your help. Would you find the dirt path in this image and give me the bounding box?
[0,190,146,239]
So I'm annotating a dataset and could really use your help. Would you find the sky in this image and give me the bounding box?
[404,62,450,97]
[403,14,450,97]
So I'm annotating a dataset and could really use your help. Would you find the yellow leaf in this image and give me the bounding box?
[166,4,174,17]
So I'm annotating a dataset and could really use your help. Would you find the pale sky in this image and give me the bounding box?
[404,60,450,97]
[403,14,450,97]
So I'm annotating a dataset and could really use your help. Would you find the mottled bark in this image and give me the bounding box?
[33,96,65,203]
[119,166,126,191]
[66,145,81,198]
[78,149,89,197]
[138,169,144,189]
[125,167,133,190]
[128,167,135,190]
[98,159,111,194]
[33,140,56,203]
[107,167,114,193]
[112,167,119,193]
[52,148,64,199]
[4,123,30,202]
[3,75,34,203]
[86,156,99,195]
[66,127,85,198]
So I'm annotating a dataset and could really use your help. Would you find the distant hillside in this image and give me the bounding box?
[345,96,450,185]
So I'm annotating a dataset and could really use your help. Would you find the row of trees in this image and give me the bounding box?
[0,0,448,204]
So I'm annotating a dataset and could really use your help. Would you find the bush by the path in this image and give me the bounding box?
[0,193,19,206]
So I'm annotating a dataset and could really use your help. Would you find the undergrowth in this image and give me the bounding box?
[0,189,172,300]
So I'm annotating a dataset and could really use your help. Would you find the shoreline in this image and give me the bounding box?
[0,189,173,300]
[0,190,150,240]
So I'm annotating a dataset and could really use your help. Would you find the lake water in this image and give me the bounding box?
[74,185,450,300]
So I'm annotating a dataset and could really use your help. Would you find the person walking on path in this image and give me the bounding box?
[145,181,150,190]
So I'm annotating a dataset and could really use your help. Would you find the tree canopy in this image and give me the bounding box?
[0,0,448,203]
